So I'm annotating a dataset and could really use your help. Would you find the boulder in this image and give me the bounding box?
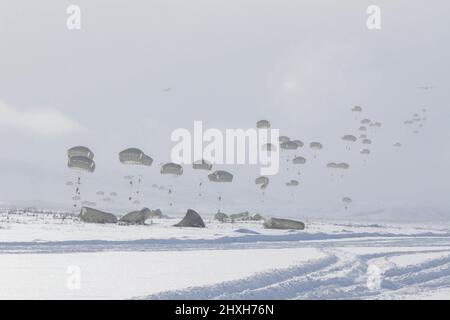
[80,207,117,224]
[174,209,205,228]
[230,211,250,221]
[263,218,305,230]
[214,211,229,222]
[120,208,163,224]
[251,213,264,221]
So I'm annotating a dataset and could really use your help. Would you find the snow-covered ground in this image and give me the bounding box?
[1,209,450,299]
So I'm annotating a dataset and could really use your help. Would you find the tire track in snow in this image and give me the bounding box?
[140,248,450,300]
[139,253,339,300]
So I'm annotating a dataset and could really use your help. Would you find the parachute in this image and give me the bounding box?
[394,142,402,147]
[119,148,153,202]
[362,138,372,145]
[359,126,367,131]
[160,162,183,176]
[286,179,299,187]
[208,170,233,182]
[192,159,212,171]
[160,163,183,207]
[293,156,306,164]
[208,170,233,210]
[360,148,371,154]
[256,120,271,129]
[280,141,299,150]
[255,176,269,190]
[342,135,357,142]
[327,162,349,178]
[342,197,352,203]
[278,136,290,143]
[341,135,357,150]
[67,146,94,160]
[327,162,350,177]
[309,142,322,158]
[67,146,96,209]
[352,106,362,112]
[336,162,350,169]
[361,119,371,125]
[326,162,337,168]
[309,142,322,150]
[119,148,153,166]
[193,159,212,196]
[342,197,352,210]
[67,156,95,173]
[291,140,304,148]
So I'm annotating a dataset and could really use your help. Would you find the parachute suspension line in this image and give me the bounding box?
[128,177,134,201]
[136,175,142,197]
[198,180,203,197]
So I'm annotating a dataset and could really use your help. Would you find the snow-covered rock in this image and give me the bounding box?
[120,208,163,224]
[174,209,205,228]
[80,207,117,224]
[214,211,229,222]
[230,211,251,221]
[263,218,305,230]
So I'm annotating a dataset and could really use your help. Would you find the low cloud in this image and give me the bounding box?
[0,101,82,135]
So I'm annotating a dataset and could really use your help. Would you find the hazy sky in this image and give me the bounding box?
[0,1,449,215]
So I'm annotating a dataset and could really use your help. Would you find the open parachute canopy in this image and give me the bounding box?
[160,162,183,175]
[293,156,306,164]
[256,120,271,129]
[286,179,299,187]
[291,140,304,148]
[119,148,153,166]
[352,106,363,112]
[67,155,96,173]
[342,135,357,142]
[326,162,337,168]
[327,162,349,169]
[336,162,350,169]
[309,142,323,150]
[342,197,352,203]
[255,176,269,190]
[67,146,94,160]
[280,141,299,150]
[208,170,233,183]
[192,159,213,171]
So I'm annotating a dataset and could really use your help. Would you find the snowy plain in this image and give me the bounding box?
[1,209,450,300]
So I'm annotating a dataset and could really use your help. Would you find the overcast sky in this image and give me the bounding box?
[0,1,449,215]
